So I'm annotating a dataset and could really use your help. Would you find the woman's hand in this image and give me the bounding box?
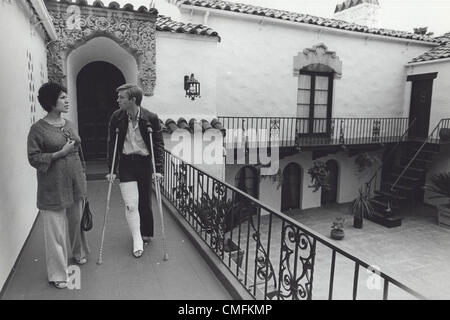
[52,140,75,160]
[61,140,76,155]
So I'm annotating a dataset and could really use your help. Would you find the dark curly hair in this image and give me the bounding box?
[37,82,67,112]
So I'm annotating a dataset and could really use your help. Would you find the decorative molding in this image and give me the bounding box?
[45,5,157,96]
[294,43,342,79]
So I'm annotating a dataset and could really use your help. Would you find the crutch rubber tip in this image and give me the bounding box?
[163,253,169,261]
[97,259,103,265]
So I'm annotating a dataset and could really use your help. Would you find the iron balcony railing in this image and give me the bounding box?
[391,118,450,192]
[218,116,411,148]
[160,149,425,300]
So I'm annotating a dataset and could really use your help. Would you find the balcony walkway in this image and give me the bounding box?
[1,181,231,300]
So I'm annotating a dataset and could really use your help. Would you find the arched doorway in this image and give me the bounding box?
[321,160,339,205]
[281,163,302,212]
[77,61,125,160]
[235,166,259,199]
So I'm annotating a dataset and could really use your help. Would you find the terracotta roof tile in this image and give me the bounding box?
[334,0,380,14]
[163,118,226,136]
[410,33,450,63]
[157,15,220,39]
[176,0,440,43]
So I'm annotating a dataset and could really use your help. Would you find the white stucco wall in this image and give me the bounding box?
[145,32,219,123]
[405,61,450,134]
[224,149,382,212]
[66,36,138,130]
[181,9,436,119]
[0,1,48,291]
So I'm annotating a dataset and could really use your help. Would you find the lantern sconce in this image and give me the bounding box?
[184,74,201,101]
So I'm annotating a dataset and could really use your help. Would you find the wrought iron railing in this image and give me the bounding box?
[390,118,450,192]
[218,116,411,148]
[161,149,425,300]
[364,118,417,197]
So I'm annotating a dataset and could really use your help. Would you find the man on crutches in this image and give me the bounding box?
[105,84,165,258]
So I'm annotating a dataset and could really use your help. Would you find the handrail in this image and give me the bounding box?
[390,118,450,192]
[162,148,426,300]
[365,118,417,195]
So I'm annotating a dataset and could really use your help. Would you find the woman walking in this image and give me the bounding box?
[27,82,89,289]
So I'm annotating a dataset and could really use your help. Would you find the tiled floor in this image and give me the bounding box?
[263,203,450,300]
[218,202,450,300]
[1,181,231,300]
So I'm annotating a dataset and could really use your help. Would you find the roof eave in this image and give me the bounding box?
[407,57,450,67]
[30,0,58,41]
[179,4,439,47]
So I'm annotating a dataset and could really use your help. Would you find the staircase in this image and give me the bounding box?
[366,118,450,228]
[368,141,440,227]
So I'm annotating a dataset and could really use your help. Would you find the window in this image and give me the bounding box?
[297,71,334,134]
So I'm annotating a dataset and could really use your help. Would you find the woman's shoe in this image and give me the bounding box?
[73,257,88,265]
[133,250,143,258]
[50,281,67,289]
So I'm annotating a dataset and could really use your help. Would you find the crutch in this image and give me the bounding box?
[97,128,119,265]
[147,125,169,261]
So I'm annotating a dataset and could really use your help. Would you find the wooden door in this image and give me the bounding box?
[408,73,437,139]
[321,160,338,205]
[281,163,302,211]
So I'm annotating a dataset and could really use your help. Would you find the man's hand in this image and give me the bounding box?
[153,173,164,184]
[106,173,116,183]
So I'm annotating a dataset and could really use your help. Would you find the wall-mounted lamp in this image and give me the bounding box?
[184,74,201,101]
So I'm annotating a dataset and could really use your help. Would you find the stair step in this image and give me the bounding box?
[394,165,425,173]
[367,213,403,228]
[386,183,414,192]
[370,199,399,210]
[389,173,420,182]
[374,190,407,201]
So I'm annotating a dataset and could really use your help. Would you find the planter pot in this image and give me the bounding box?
[437,205,450,229]
[439,128,450,141]
[353,216,363,229]
[224,239,244,267]
[330,229,345,240]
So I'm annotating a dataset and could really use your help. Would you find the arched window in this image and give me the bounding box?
[294,44,342,136]
[234,166,259,199]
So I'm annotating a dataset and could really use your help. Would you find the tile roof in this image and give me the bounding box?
[176,0,440,44]
[46,0,158,15]
[156,15,220,40]
[46,1,220,39]
[410,33,450,63]
[163,118,226,136]
[334,0,380,14]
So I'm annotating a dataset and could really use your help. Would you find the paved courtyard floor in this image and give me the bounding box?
[1,181,231,300]
[284,203,450,300]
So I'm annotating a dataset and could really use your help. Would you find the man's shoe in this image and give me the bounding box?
[142,236,152,245]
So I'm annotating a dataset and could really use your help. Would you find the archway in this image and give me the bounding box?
[76,61,125,160]
[321,160,339,205]
[281,163,302,212]
[235,166,259,199]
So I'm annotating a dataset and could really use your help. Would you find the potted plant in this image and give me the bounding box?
[308,161,330,192]
[424,172,450,227]
[330,217,345,240]
[351,188,375,229]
